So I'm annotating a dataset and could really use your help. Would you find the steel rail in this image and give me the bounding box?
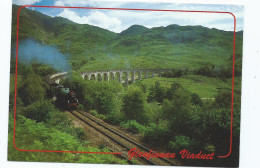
[70,110,157,165]
[77,110,177,166]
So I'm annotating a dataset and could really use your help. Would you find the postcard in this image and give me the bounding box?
[8,0,244,167]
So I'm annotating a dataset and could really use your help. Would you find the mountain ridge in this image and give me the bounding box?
[11,4,243,71]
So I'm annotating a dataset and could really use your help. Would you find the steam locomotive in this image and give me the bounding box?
[50,83,79,110]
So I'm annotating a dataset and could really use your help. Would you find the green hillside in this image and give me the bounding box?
[119,24,149,36]
[11,4,243,72]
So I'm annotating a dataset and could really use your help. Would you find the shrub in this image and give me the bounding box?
[8,116,126,164]
[143,124,171,147]
[105,110,124,125]
[214,90,232,108]
[196,65,213,77]
[120,120,146,134]
[169,136,199,152]
[135,82,148,93]
[46,109,87,140]
[74,127,88,141]
[89,109,100,118]
[161,69,187,78]
[22,100,55,123]
[203,144,215,153]
[191,93,203,106]
[219,67,232,79]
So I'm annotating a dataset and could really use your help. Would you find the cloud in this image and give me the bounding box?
[54,0,98,7]
[58,9,122,32]
[13,0,41,5]
[205,23,235,31]
[57,8,240,33]
[58,9,89,24]
[86,11,122,32]
[105,9,236,31]
[54,0,128,8]
[51,2,244,32]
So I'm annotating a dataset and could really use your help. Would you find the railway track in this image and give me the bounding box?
[69,110,178,166]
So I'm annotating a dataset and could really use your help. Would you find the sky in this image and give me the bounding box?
[12,0,244,33]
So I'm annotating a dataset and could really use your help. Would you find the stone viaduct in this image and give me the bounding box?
[48,69,175,85]
[80,69,174,85]
[48,72,68,84]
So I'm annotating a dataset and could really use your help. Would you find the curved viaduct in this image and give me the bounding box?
[49,69,175,85]
[81,69,174,85]
[46,72,68,85]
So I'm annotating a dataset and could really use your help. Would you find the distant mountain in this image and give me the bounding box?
[11,4,243,71]
[12,5,117,54]
[119,25,149,36]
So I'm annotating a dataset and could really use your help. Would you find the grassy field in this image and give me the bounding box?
[135,75,237,98]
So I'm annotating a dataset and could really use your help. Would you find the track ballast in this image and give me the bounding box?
[69,110,178,166]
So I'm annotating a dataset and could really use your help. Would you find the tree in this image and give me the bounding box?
[162,88,192,135]
[145,102,163,130]
[214,90,232,108]
[165,82,182,100]
[18,74,46,105]
[219,67,232,79]
[33,64,56,76]
[122,87,146,124]
[21,64,34,77]
[70,73,87,101]
[196,65,214,77]
[83,81,123,115]
[190,93,203,106]
[147,81,166,103]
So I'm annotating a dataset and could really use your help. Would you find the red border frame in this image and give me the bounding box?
[13,5,237,158]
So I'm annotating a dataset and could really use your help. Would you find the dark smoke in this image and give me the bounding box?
[16,38,71,72]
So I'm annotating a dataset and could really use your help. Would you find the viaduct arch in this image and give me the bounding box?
[48,69,175,86]
[80,69,173,85]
